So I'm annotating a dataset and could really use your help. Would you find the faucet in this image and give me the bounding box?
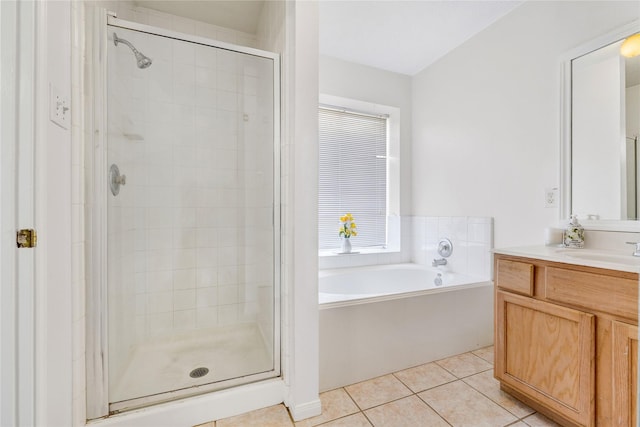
[626,242,640,257]
[432,238,453,266]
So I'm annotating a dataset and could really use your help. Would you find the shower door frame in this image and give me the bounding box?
[86,11,281,419]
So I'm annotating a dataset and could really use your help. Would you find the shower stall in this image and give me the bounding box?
[87,13,280,418]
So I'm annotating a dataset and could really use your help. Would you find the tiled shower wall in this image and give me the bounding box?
[108,28,275,343]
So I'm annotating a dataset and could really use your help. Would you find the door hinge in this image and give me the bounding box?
[16,229,37,248]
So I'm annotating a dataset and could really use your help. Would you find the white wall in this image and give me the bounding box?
[282,1,321,420]
[411,1,640,249]
[36,1,73,426]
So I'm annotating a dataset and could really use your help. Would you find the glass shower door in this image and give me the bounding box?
[105,22,279,410]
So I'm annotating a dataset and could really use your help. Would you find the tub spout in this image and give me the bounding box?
[432,258,447,267]
[434,273,443,286]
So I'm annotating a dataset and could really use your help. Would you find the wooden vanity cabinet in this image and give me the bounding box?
[494,254,639,427]
[612,321,638,427]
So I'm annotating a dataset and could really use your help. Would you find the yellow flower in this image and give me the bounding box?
[339,213,357,239]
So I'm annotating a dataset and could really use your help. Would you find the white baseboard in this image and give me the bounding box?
[286,398,322,422]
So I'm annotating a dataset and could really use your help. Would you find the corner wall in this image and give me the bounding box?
[411,1,639,249]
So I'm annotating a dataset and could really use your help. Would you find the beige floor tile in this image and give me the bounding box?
[393,362,456,393]
[193,423,215,427]
[295,388,359,427]
[345,374,412,410]
[217,404,293,427]
[435,352,492,378]
[418,380,517,427]
[364,395,449,427]
[472,346,495,365]
[463,370,535,418]
[507,423,529,427]
[522,413,562,426]
[320,413,372,427]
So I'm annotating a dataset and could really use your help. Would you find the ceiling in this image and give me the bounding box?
[136,0,523,76]
[319,0,523,76]
[133,1,265,34]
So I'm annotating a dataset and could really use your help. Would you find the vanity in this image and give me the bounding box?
[493,18,640,427]
[493,247,639,427]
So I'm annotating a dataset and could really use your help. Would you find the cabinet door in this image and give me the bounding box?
[495,290,595,426]
[612,321,638,427]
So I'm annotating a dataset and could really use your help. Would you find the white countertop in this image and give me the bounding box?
[494,245,640,274]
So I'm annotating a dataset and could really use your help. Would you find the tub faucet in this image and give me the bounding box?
[432,258,447,267]
[626,241,640,256]
[433,238,453,267]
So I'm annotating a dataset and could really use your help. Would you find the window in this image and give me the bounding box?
[318,105,388,250]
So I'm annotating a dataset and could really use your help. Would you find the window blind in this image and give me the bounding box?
[318,106,387,250]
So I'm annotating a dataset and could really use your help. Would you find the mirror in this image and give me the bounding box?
[562,21,640,228]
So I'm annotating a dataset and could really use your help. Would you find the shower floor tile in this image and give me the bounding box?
[198,346,562,427]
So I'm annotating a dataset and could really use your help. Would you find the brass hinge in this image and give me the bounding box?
[16,229,37,248]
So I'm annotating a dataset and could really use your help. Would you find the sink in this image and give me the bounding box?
[555,249,640,266]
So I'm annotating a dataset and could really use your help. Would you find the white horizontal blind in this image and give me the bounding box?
[318,106,387,250]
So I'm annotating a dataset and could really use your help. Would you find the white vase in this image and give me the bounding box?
[341,238,352,254]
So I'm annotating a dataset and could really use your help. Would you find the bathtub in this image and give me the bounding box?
[319,263,493,391]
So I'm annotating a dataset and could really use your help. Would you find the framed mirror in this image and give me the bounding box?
[561,20,640,230]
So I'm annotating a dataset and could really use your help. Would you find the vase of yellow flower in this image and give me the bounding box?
[339,213,357,253]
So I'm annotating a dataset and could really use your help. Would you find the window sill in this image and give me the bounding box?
[318,247,400,257]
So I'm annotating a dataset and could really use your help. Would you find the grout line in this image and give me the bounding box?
[294,348,509,427]
[413,393,454,427]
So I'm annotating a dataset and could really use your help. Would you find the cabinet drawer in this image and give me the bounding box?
[496,259,534,296]
[546,267,638,321]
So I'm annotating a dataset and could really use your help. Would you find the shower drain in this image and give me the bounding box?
[189,367,210,378]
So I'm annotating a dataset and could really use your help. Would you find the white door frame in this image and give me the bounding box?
[0,0,36,425]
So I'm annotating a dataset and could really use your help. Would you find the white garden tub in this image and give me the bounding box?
[319,263,493,391]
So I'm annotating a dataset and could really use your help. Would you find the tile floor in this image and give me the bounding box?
[195,346,561,427]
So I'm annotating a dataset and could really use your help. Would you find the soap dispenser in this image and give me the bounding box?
[564,215,585,248]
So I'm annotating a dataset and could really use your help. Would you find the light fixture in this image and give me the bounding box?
[620,33,640,58]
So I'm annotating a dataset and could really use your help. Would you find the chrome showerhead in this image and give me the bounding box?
[113,32,153,69]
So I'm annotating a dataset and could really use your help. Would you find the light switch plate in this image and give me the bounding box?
[49,84,69,129]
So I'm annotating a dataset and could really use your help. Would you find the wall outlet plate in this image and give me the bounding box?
[49,84,69,129]
[545,187,559,208]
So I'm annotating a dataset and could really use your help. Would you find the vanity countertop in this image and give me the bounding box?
[494,245,640,274]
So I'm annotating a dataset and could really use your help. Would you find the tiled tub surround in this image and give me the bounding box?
[319,216,493,278]
[412,216,494,279]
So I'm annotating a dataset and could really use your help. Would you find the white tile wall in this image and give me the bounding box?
[412,216,493,280]
[319,216,493,279]
[106,26,275,353]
